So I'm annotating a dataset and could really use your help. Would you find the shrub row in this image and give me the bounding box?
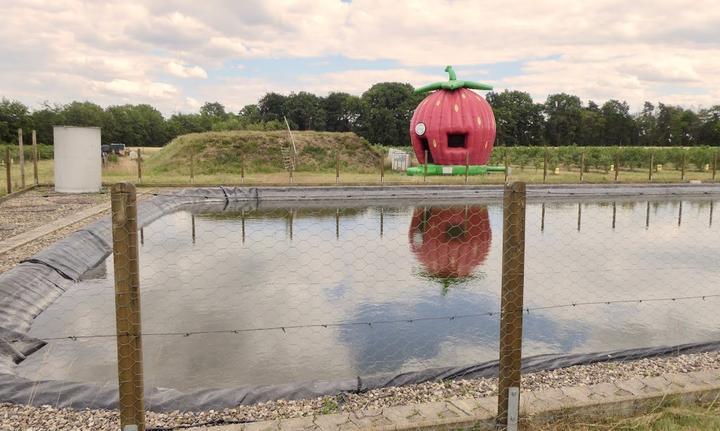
[488,146,719,172]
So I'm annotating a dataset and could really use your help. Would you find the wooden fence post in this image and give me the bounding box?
[110,183,145,431]
[614,153,620,182]
[32,130,38,186]
[380,155,385,184]
[136,149,142,183]
[18,129,25,189]
[465,151,470,184]
[713,151,717,182]
[423,150,428,182]
[504,150,510,184]
[4,148,11,194]
[649,153,654,182]
[497,182,526,430]
[189,149,195,184]
[542,148,548,183]
[335,150,340,185]
[681,151,686,181]
[580,152,585,183]
[241,153,245,184]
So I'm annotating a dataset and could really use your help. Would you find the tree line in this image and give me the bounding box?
[1,83,719,148]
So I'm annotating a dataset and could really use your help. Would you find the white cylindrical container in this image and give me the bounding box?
[53,126,102,193]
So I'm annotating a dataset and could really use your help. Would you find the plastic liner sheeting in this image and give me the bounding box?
[1,185,719,411]
[0,341,718,412]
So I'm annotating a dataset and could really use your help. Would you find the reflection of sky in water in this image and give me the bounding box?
[17,199,720,391]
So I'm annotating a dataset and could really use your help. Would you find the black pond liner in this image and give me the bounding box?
[1,184,719,412]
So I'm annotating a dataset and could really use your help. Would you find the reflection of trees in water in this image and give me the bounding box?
[408,206,492,294]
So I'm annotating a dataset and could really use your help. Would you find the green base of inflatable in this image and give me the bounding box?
[406,164,506,176]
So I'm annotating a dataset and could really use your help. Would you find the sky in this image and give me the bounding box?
[1,0,719,115]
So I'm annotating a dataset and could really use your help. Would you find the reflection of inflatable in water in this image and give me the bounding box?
[409,206,492,292]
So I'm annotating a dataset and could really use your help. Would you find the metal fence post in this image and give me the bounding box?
[542,148,548,183]
[713,151,718,182]
[110,183,145,431]
[579,151,585,183]
[32,130,38,186]
[4,148,11,194]
[18,128,25,189]
[497,182,526,430]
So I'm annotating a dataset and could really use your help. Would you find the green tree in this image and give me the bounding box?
[578,101,604,146]
[486,90,544,146]
[61,101,106,127]
[238,104,262,124]
[635,102,657,146]
[284,91,326,130]
[323,92,362,132]
[0,98,29,143]
[544,93,582,146]
[698,106,720,146]
[600,100,635,146]
[357,82,420,146]
[258,92,287,122]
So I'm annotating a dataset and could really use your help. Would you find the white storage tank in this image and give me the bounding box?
[53,126,102,193]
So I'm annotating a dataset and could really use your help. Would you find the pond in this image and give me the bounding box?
[17,196,720,391]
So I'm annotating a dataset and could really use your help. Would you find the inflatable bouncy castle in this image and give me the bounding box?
[407,66,504,176]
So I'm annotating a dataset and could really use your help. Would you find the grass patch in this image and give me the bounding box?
[528,399,720,430]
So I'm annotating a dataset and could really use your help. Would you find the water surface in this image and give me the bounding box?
[18,197,720,390]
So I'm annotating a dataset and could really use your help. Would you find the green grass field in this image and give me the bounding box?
[1,155,716,196]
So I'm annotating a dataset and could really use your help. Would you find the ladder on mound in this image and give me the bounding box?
[282,116,298,171]
[281,142,295,171]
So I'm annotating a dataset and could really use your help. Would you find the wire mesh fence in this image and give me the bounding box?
[11,183,720,430]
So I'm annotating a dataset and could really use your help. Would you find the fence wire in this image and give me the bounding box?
[13,185,720,429]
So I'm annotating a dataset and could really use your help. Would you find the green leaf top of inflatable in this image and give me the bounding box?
[414,66,493,94]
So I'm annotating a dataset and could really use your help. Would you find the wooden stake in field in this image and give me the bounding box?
[614,153,620,182]
[504,149,510,184]
[110,183,145,431]
[241,152,245,184]
[681,151,686,181]
[423,150,428,182]
[648,153,654,182]
[713,151,718,181]
[579,152,585,183]
[4,148,11,195]
[542,148,548,183]
[32,130,38,186]
[497,182,526,430]
[335,150,340,185]
[136,148,142,183]
[17,129,25,189]
[189,149,195,184]
[464,151,470,184]
[380,155,385,184]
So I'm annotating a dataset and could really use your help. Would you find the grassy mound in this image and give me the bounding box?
[147,131,382,174]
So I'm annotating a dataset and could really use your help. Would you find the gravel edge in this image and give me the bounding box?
[2,351,720,430]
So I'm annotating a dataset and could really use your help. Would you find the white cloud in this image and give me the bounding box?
[93,79,179,99]
[166,62,208,79]
[0,0,719,114]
